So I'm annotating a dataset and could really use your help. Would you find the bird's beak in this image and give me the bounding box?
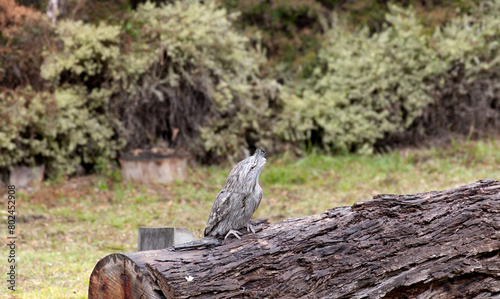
[255,148,266,158]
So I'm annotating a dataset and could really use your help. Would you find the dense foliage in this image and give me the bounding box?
[1,0,280,177]
[278,2,500,153]
[0,0,499,179]
[399,1,500,145]
[221,0,481,81]
[0,88,121,178]
[119,1,280,159]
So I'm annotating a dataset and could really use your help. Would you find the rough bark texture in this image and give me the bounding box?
[88,179,500,299]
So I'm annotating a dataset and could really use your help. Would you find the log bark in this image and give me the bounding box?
[88,179,500,298]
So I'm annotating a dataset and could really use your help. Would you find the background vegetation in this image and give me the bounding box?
[1,0,499,177]
[278,2,500,152]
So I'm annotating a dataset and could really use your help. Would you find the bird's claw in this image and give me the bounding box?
[224,229,242,240]
[246,223,256,234]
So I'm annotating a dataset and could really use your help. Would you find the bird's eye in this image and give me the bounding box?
[250,165,256,170]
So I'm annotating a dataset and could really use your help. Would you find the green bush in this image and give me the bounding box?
[393,0,500,145]
[122,1,282,159]
[0,20,125,178]
[110,1,279,159]
[221,0,329,80]
[39,0,281,164]
[278,2,500,153]
[1,12,124,179]
[0,87,121,178]
[1,0,282,178]
[41,20,122,88]
[221,0,481,83]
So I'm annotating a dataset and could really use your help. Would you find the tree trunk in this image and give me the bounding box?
[46,0,66,25]
[88,179,500,298]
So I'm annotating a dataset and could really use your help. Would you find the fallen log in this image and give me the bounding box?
[88,179,500,298]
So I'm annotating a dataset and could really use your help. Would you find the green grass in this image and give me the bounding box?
[1,139,500,298]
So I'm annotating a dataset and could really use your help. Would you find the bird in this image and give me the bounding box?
[204,148,267,240]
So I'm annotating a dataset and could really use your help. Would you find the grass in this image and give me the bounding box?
[1,139,500,298]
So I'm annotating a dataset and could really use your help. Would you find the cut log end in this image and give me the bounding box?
[88,253,166,299]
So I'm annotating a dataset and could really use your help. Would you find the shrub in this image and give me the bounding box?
[0,87,122,178]
[278,2,500,153]
[403,0,500,143]
[278,6,438,153]
[40,0,281,163]
[37,20,123,178]
[1,0,281,178]
[1,4,122,179]
[119,1,281,160]
[379,0,500,146]
[41,20,122,89]
[222,0,329,80]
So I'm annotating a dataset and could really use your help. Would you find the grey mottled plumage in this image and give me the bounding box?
[204,148,267,240]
